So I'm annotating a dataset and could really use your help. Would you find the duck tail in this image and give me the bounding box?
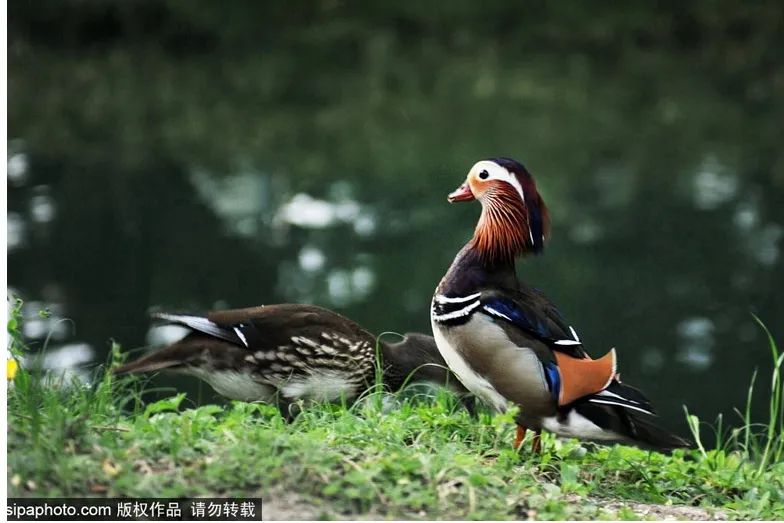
[575,381,693,452]
[112,336,203,376]
[622,409,694,452]
[113,349,186,376]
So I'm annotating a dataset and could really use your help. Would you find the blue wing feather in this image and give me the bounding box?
[482,297,553,341]
[480,294,586,358]
[543,362,561,402]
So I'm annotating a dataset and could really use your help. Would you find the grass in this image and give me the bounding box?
[6,305,784,519]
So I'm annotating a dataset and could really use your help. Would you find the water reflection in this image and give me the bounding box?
[676,317,715,371]
[275,191,375,236]
[8,151,29,185]
[693,158,738,210]
[298,245,326,272]
[7,1,784,431]
[190,169,271,237]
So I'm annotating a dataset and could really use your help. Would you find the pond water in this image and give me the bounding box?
[8,2,784,434]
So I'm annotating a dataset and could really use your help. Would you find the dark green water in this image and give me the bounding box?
[8,1,784,433]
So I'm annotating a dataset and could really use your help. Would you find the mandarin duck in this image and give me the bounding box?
[114,304,472,418]
[430,158,690,452]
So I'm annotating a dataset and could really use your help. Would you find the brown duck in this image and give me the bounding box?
[114,304,472,418]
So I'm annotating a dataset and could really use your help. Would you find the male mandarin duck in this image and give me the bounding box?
[114,304,472,418]
[430,158,690,452]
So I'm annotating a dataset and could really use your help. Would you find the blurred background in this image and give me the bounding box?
[7,0,783,434]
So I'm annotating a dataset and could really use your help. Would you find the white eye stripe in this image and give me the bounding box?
[473,160,526,204]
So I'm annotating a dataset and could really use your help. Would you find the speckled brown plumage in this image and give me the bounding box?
[114,304,471,417]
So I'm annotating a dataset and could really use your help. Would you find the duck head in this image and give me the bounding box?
[448,157,550,263]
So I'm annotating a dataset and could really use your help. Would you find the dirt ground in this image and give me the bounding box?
[259,489,728,521]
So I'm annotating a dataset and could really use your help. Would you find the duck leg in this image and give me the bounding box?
[531,430,542,454]
[514,425,527,450]
[275,395,302,422]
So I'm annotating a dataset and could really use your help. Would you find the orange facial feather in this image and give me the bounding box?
[470,183,537,263]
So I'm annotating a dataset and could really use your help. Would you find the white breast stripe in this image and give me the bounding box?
[432,301,481,322]
[554,339,582,346]
[234,327,248,347]
[435,292,482,304]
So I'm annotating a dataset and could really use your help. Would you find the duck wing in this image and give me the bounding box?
[433,287,621,407]
[432,285,587,363]
[153,303,375,352]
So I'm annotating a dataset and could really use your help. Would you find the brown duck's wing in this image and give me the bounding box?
[154,303,376,353]
[112,334,246,375]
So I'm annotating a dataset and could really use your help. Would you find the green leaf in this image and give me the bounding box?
[144,393,187,417]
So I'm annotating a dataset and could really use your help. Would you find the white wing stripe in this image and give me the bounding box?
[481,305,514,323]
[555,339,582,346]
[596,388,640,404]
[154,313,238,344]
[234,327,249,347]
[587,398,655,415]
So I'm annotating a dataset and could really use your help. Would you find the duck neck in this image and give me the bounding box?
[438,243,518,296]
[379,333,457,391]
[471,191,532,264]
[438,195,533,295]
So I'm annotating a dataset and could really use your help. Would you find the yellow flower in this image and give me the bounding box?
[7,358,18,380]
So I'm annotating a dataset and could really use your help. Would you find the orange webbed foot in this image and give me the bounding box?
[514,425,527,450]
[531,430,542,454]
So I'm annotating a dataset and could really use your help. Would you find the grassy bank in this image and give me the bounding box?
[6,313,783,519]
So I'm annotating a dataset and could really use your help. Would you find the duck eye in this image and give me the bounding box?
[478,170,489,180]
